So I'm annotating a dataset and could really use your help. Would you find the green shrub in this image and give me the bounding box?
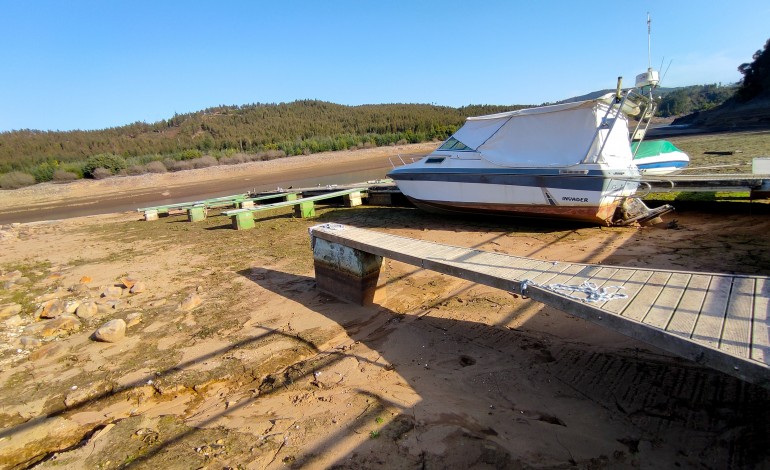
[83,154,127,178]
[31,161,58,182]
[179,149,202,160]
[0,171,36,189]
[61,162,85,178]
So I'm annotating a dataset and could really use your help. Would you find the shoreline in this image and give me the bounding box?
[0,143,436,224]
[0,143,436,209]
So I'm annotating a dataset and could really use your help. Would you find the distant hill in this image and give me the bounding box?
[673,38,770,130]
[557,84,737,118]
[0,101,528,181]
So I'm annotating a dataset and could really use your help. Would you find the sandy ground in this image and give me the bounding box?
[1,147,770,469]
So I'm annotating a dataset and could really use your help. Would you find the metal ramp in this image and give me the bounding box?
[309,224,770,387]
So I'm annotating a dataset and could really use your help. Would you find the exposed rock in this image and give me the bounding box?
[0,302,22,319]
[36,288,69,302]
[129,281,147,294]
[19,336,42,349]
[0,416,84,469]
[23,315,81,338]
[93,319,126,343]
[125,312,143,328]
[0,229,17,242]
[69,283,91,295]
[64,380,112,408]
[64,300,81,314]
[75,301,99,319]
[120,277,137,289]
[15,277,31,285]
[3,314,24,328]
[39,299,65,319]
[29,342,65,361]
[100,286,123,299]
[0,270,23,283]
[179,293,203,311]
[96,299,122,314]
[149,298,167,307]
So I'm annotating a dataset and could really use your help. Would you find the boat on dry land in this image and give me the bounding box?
[389,72,672,225]
[632,139,690,175]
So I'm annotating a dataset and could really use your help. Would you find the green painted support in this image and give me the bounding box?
[223,188,367,231]
[232,211,255,230]
[294,201,316,218]
[188,206,207,222]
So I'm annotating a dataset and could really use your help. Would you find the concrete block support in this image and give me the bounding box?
[295,201,316,218]
[231,212,255,230]
[312,237,384,305]
[344,191,363,207]
[239,200,255,209]
[188,206,207,222]
[144,210,159,221]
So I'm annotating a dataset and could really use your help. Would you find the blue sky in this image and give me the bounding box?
[1,0,768,132]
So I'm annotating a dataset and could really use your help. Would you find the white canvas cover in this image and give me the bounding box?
[442,100,633,167]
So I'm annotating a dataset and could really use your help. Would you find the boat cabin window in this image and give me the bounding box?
[425,157,445,164]
[438,137,472,151]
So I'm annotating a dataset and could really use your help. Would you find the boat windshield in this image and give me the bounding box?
[437,137,473,151]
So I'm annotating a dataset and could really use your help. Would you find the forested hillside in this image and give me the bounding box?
[0,101,523,186]
[656,84,737,117]
[672,38,770,128]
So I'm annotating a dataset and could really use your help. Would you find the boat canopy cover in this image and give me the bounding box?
[442,99,633,167]
[631,140,683,158]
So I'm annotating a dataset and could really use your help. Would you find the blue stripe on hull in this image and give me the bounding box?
[388,170,621,192]
[635,161,689,170]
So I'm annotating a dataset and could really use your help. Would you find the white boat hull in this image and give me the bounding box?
[389,167,640,225]
[634,151,690,176]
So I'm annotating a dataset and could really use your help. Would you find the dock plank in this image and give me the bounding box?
[601,270,653,314]
[690,276,732,348]
[720,277,756,358]
[619,271,673,322]
[752,278,770,363]
[643,272,691,329]
[666,274,711,338]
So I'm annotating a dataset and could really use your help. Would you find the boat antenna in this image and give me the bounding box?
[662,59,673,82]
[647,13,652,70]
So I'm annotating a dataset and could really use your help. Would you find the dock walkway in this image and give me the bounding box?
[641,173,770,195]
[309,224,770,386]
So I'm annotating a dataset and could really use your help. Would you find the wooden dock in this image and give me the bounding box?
[641,173,770,196]
[310,224,770,387]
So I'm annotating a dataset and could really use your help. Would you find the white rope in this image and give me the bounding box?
[520,279,627,303]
